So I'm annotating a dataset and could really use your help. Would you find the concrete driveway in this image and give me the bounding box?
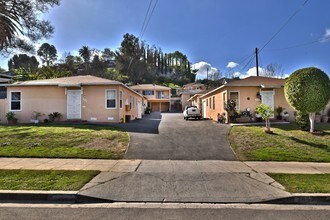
[120,112,236,160]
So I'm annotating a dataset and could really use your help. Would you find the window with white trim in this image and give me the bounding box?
[119,91,123,109]
[106,89,116,109]
[10,91,21,111]
[133,97,135,108]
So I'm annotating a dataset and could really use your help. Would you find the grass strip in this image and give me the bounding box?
[0,170,100,190]
[268,173,330,193]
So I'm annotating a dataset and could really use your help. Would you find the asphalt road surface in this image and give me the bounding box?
[123,112,237,160]
[0,203,329,220]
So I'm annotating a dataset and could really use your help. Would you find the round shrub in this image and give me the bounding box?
[285,67,330,113]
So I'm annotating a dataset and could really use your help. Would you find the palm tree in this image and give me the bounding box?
[0,1,21,51]
[79,45,91,72]
[79,46,90,63]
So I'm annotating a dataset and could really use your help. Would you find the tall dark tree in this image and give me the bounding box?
[102,48,115,62]
[91,55,107,76]
[37,43,57,66]
[115,33,194,85]
[8,54,39,71]
[0,0,60,54]
[115,33,145,84]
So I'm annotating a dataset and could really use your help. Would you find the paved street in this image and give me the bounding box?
[123,112,237,160]
[0,203,329,220]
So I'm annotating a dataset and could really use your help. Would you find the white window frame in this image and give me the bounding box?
[229,91,240,110]
[119,90,123,109]
[10,91,22,111]
[105,89,117,109]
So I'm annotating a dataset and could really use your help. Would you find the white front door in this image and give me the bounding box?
[203,101,207,118]
[137,101,142,119]
[67,90,82,119]
[261,90,275,118]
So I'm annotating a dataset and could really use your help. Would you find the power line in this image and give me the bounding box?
[259,0,309,53]
[138,0,153,39]
[140,0,159,39]
[127,0,159,73]
[239,54,255,73]
[225,52,255,77]
[266,37,329,52]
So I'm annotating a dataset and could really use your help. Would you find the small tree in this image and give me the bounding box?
[255,104,274,132]
[224,99,237,122]
[285,67,330,133]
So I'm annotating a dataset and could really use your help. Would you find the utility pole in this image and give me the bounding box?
[206,67,209,80]
[255,47,259,76]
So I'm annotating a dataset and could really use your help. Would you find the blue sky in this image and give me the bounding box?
[1,0,330,79]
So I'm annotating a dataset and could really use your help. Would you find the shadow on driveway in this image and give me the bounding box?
[110,112,161,134]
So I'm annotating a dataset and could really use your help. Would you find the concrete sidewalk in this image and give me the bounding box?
[1,158,330,203]
[0,158,329,174]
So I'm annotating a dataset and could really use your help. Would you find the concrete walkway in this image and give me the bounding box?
[1,158,330,203]
[0,158,329,174]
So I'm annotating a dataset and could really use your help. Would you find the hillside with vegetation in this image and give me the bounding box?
[5,33,195,86]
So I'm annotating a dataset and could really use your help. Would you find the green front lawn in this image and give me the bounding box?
[0,170,100,190]
[268,173,330,193]
[229,123,330,162]
[0,125,129,159]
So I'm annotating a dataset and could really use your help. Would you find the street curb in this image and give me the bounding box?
[0,192,110,203]
[0,192,329,205]
[261,195,330,205]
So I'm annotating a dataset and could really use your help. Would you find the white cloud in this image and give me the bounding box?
[238,66,267,78]
[233,72,241,78]
[226,61,238,69]
[321,28,330,43]
[192,61,220,80]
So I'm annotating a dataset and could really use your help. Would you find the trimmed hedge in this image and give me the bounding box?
[285,67,330,113]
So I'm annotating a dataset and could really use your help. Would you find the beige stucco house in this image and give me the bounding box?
[200,76,296,122]
[130,84,171,112]
[186,90,209,113]
[178,82,206,110]
[0,73,13,123]
[1,75,144,123]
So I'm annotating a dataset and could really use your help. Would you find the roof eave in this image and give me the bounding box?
[200,85,225,98]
